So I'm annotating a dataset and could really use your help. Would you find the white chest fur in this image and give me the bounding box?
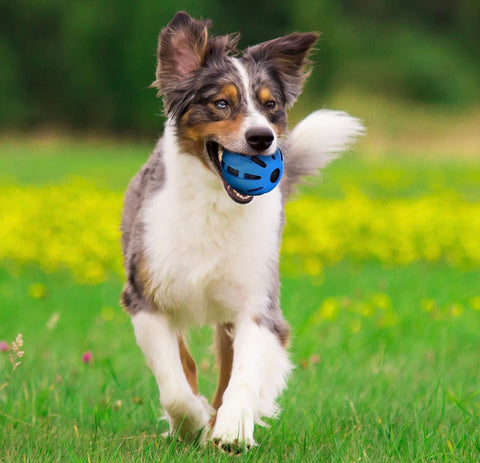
[142,127,282,328]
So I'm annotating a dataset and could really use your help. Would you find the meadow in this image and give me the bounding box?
[1,132,480,462]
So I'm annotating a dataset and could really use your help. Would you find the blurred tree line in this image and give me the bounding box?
[0,0,479,134]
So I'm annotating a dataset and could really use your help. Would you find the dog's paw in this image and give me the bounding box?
[166,394,213,438]
[210,404,256,453]
[211,435,256,454]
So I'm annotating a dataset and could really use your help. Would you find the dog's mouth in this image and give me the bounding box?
[206,141,254,204]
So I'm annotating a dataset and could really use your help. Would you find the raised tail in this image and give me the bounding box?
[284,110,365,196]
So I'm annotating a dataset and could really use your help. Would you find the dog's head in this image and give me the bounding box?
[152,12,318,203]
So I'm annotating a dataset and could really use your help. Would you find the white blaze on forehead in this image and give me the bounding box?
[231,58,256,110]
[232,58,277,151]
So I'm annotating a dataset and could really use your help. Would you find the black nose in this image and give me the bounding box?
[246,127,274,152]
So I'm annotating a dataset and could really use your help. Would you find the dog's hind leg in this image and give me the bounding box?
[178,334,198,395]
[211,323,234,413]
[132,311,212,438]
[210,317,292,451]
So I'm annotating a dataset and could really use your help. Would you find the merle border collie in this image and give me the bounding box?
[121,11,363,452]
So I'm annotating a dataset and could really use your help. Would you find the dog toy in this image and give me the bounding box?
[220,148,284,196]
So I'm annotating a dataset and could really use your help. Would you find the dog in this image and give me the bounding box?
[121,11,363,452]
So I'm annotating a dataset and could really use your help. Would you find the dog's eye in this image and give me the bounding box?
[265,100,276,110]
[214,99,229,110]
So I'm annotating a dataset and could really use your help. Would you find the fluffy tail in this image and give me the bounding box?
[284,110,365,195]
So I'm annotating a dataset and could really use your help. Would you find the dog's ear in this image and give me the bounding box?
[152,12,210,94]
[245,32,319,107]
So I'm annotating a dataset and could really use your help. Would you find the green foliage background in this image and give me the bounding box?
[1,0,479,134]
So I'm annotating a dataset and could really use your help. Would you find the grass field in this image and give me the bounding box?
[1,134,480,462]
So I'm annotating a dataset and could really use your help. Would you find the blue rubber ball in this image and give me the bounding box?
[220,148,284,196]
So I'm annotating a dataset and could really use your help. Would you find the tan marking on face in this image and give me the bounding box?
[179,114,246,163]
[272,121,285,137]
[221,84,239,105]
[258,87,275,105]
[180,108,193,124]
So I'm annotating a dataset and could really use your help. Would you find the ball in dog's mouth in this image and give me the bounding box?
[206,141,254,204]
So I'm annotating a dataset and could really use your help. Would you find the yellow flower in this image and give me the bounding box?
[1,181,480,283]
[450,303,464,318]
[349,320,362,334]
[370,293,392,311]
[314,297,340,323]
[101,306,115,321]
[360,302,374,318]
[421,298,436,313]
[28,283,47,299]
[470,297,480,311]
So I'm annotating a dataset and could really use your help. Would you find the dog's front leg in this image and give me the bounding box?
[132,311,212,438]
[211,316,291,451]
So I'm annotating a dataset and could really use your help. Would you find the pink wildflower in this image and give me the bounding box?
[0,341,8,352]
[82,351,93,364]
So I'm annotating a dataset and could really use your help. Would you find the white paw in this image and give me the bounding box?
[165,394,213,438]
[210,403,256,453]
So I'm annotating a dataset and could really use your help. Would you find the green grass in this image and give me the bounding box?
[1,138,480,461]
[1,264,479,461]
[1,137,479,200]
[0,137,148,190]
